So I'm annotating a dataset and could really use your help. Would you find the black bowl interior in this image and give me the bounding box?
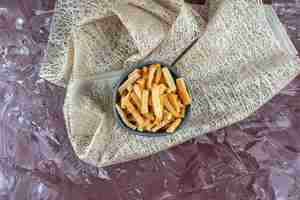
[113,61,191,137]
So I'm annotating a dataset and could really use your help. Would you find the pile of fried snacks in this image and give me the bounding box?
[116,64,191,133]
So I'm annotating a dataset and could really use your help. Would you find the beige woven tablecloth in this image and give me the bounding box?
[40,0,300,167]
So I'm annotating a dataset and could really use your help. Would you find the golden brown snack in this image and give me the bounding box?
[167,93,181,113]
[152,119,172,132]
[154,65,162,84]
[136,78,146,89]
[116,104,137,130]
[166,119,182,133]
[147,65,157,89]
[130,92,142,111]
[145,119,156,131]
[162,67,176,92]
[163,110,173,121]
[159,84,167,94]
[126,101,145,126]
[176,78,191,105]
[143,112,155,121]
[126,85,133,92]
[142,66,148,78]
[118,72,141,94]
[151,84,163,119]
[141,89,149,114]
[161,94,179,118]
[180,107,186,118]
[121,92,130,109]
[129,68,142,78]
[133,83,142,99]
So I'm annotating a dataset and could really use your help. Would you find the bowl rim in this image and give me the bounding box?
[112,60,192,137]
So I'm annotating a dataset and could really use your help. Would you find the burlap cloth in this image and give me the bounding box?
[40,0,300,167]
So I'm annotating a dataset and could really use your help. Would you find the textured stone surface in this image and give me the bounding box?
[0,0,300,199]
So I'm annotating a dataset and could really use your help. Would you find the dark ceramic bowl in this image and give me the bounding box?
[113,61,192,137]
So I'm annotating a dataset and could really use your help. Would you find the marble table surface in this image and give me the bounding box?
[0,0,300,199]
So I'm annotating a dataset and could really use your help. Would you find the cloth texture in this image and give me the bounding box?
[40,0,300,167]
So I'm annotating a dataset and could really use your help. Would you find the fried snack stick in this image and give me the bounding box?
[176,78,191,105]
[166,119,182,133]
[160,94,164,114]
[128,68,142,78]
[121,92,130,109]
[126,84,133,92]
[141,89,149,114]
[153,116,162,126]
[152,119,172,132]
[167,93,181,113]
[147,65,157,89]
[133,84,142,99]
[159,84,167,94]
[143,112,155,121]
[149,92,153,107]
[136,78,146,89]
[180,107,186,118]
[145,123,156,131]
[151,84,163,119]
[118,72,141,94]
[162,67,176,92]
[126,101,145,126]
[154,65,162,84]
[142,66,148,79]
[130,92,142,111]
[162,94,179,118]
[163,110,173,121]
[115,104,137,130]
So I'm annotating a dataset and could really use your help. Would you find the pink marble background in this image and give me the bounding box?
[0,0,300,199]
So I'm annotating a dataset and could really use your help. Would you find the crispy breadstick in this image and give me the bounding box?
[162,67,176,92]
[145,122,156,131]
[160,74,166,84]
[133,84,142,99]
[168,93,180,113]
[166,118,182,133]
[126,101,144,126]
[142,66,148,78]
[151,84,163,119]
[176,78,191,105]
[136,78,146,89]
[178,100,184,108]
[121,92,130,109]
[143,118,154,131]
[154,65,162,84]
[127,114,135,122]
[159,84,167,95]
[163,110,173,121]
[152,119,172,132]
[153,116,161,125]
[149,92,153,106]
[180,107,186,118]
[126,84,133,92]
[147,65,157,89]
[160,94,164,114]
[115,104,137,130]
[162,94,180,117]
[129,68,142,78]
[143,112,155,121]
[118,72,141,94]
[141,89,149,114]
[130,91,141,111]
